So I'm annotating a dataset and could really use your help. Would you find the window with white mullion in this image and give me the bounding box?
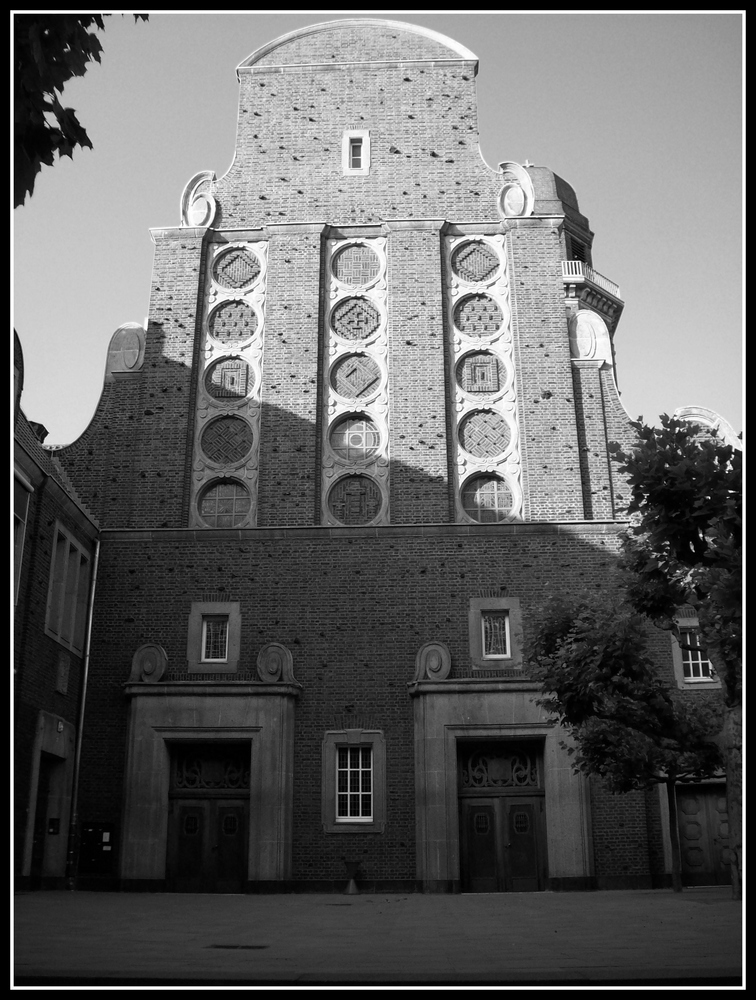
[481,610,510,659]
[337,746,372,821]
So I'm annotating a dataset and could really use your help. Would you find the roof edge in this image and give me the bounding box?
[236,19,478,75]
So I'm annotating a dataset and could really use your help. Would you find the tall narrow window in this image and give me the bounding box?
[337,746,373,821]
[201,615,229,662]
[342,129,370,176]
[349,138,363,170]
[45,524,91,654]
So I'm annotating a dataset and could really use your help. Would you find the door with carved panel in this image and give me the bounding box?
[677,785,731,886]
[166,744,250,893]
[458,742,547,892]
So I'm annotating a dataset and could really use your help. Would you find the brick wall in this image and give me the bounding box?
[508,223,585,519]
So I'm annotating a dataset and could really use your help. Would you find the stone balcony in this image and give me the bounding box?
[562,261,624,333]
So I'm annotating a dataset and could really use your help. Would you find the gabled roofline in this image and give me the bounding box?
[236,18,478,78]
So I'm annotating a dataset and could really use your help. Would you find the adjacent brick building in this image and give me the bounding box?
[15,19,730,892]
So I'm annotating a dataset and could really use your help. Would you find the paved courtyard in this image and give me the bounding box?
[14,887,741,986]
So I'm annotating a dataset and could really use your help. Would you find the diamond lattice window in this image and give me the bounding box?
[452,241,500,283]
[213,248,261,290]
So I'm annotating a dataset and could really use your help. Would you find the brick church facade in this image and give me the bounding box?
[15,19,730,892]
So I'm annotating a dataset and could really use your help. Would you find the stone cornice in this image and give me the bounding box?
[100,520,628,544]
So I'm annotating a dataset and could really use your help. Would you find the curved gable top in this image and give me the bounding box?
[237,19,478,75]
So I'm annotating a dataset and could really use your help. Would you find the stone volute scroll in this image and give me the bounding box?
[180,170,217,228]
[414,641,452,682]
[257,642,296,683]
[129,644,168,683]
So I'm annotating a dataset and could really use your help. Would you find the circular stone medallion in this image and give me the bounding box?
[458,410,511,459]
[331,297,381,341]
[452,241,500,283]
[204,357,254,400]
[213,247,261,290]
[454,294,504,337]
[208,300,258,346]
[332,244,380,287]
[328,475,382,525]
[330,353,382,399]
[456,351,506,395]
[201,416,254,465]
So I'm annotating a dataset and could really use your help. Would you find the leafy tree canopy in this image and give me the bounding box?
[14,13,148,207]
[609,415,741,707]
[530,592,723,793]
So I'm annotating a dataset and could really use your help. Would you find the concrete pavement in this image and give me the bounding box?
[14,886,742,986]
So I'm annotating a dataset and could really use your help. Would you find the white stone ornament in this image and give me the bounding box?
[496,161,535,219]
[180,170,217,228]
[414,641,452,681]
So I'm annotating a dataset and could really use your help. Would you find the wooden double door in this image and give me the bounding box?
[167,798,248,893]
[166,743,250,893]
[460,795,547,892]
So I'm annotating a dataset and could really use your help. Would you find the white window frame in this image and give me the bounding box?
[44,522,91,655]
[671,618,719,688]
[336,745,373,823]
[342,129,370,176]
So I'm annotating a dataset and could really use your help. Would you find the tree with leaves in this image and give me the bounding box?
[14,13,147,207]
[610,415,742,898]
[530,591,724,893]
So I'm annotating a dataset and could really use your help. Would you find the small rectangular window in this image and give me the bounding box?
[336,746,372,821]
[201,616,229,662]
[45,524,91,655]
